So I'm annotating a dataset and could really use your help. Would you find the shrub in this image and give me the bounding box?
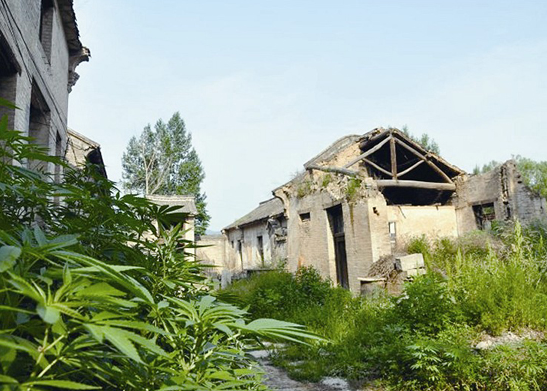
[0,108,318,390]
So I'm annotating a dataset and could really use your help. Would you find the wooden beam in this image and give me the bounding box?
[398,160,424,177]
[376,179,456,191]
[362,158,392,177]
[394,138,453,184]
[344,136,392,168]
[390,137,397,179]
[307,165,359,177]
[358,129,390,150]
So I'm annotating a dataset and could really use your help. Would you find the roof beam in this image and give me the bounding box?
[398,160,425,177]
[363,158,392,177]
[307,165,359,177]
[376,179,456,191]
[394,138,453,184]
[390,136,397,179]
[344,135,392,168]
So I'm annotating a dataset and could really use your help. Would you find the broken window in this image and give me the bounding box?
[39,0,54,61]
[473,202,496,230]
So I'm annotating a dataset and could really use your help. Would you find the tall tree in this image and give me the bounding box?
[400,125,441,155]
[122,112,210,235]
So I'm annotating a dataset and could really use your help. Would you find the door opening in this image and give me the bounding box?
[327,205,349,289]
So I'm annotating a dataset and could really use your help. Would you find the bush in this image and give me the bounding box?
[0,108,318,390]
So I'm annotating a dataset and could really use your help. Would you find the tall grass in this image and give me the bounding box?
[222,221,547,390]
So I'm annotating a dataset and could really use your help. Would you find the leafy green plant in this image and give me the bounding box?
[0,107,320,390]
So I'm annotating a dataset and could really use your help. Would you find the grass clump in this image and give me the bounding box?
[223,221,547,390]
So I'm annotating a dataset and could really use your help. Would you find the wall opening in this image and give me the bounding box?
[0,33,19,129]
[473,202,496,230]
[327,204,348,289]
[39,0,54,61]
[28,83,51,172]
[257,235,264,266]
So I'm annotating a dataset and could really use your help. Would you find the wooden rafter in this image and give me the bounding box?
[390,136,397,179]
[344,135,391,168]
[394,138,453,184]
[397,160,425,177]
[307,164,359,177]
[362,158,392,177]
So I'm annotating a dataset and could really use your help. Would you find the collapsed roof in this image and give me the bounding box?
[353,128,464,205]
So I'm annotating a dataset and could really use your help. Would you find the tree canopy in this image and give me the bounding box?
[400,125,441,155]
[122,112,210,235]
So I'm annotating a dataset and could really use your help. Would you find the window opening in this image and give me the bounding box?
[257,235,264,266]
[299,212,311,222]
[39,0,54,61]
[473,203,496,230]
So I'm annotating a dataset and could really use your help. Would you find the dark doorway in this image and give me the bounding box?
[327,205,349,289]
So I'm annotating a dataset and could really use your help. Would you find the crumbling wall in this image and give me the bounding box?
[454,161,546,234]
[275,169,392,293]
[223,222,281,271]
[506,161,547,222]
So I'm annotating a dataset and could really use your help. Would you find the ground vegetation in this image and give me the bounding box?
[0,109,318,390]
[223,222,547,390]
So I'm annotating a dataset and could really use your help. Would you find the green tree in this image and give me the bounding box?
[122,112,210,235]
[515,156,547,199]
[400,125,441,154]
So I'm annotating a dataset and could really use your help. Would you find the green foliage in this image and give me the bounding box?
[296,180,313,198]
[230,223,547,390]
[346,178,362,201]
[321,173,332,188]
[516,156,547,199]
[0,110,319,390]
[401,125,440,155]
[391,274,460,335]
[121,112,210,235]
[472,159,501,175]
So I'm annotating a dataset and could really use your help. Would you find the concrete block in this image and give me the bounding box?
[394,253,425,271]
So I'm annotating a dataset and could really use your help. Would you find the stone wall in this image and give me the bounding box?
[454,161,546,233]
[223,221,283,271]
[0,0,84,172]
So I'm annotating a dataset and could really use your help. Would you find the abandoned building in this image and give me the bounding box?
[0,0,89,173]
[65,128,107,177]
[146,195,198,250]
[211,128,546,293]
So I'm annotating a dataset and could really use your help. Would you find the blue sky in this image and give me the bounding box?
[69,0,547,231]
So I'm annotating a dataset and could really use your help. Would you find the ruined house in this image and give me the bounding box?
[0,0,89,173]
[65,128,107,177]
[218,128,546,293]
[146,195,198,250]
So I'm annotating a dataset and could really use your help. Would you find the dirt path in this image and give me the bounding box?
[250,349,352,391]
